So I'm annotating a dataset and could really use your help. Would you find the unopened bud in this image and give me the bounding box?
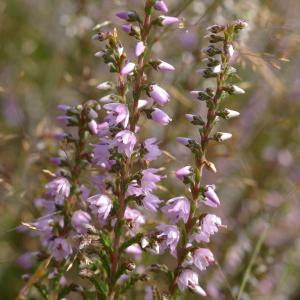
[205,161,217,173]
[97,81,114,91]
[214,132,232,142]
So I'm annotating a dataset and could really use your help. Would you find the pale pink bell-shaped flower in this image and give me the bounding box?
[48,237,73,262]
[154,1,169,13]
[162,196,190,224]
[124,207,145,234]
[203,185,220,208]
[141,168,161,192]
[114,130,137,157]
[45,177,71,204]
[88,120,98,135]
[104,103,130,127]
[157,60,175,71]
[193,248,215,271]
[151,108,172,125]
[177,269,207,296]
[191,214,223,243]
[71,210,91,234]
[143,138,161,161]
[120,62,135,75]
[87,194,112,222]
[159,16,179,26]
[156,224,180,256]
[176,166,192,181]
[142,193,161,212]
[135,41,145,57]
[149,84,170,105]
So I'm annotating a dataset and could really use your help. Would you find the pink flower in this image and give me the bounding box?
[156,224,180,256]
[176,137,192,145]
[193,248,215,271]
[71,210,91,234]
[157,60,175,71]
[142,194,161,212]
[175,166,192,181]
[120,62,135,75]
[154,1,169,13]
[104,103,130,127]
[149,84,170,105]
[87,194,112,222]
[93,139,113,169]
[45,177,71,204]
[162,196,190,224]
[159,16,179,26]
[114,130,137,157]
[135,41,145,57]
[177,269,207,296]
[48,237,73,262]
[121,24,132,33]
[141,168,161,192]
[143,138,161,161]
[88,120,98,135]
[151,108,172,125]
[203,185,220,208]
[191,214,223,243]
[17,252,39,269]
[124,208,145,234]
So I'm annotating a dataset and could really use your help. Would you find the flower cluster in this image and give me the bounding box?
[153,20,248,298]
[17,2,249,298]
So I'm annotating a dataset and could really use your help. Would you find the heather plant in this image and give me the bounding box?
[16,1,249,299]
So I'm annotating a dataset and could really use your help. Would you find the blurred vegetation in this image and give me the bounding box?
[0,0,300,299]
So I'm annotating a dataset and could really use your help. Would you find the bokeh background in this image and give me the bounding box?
[1,0,300,299]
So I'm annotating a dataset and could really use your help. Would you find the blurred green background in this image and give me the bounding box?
[1,0,300,299]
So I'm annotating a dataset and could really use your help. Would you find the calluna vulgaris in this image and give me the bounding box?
[18,1,248,299]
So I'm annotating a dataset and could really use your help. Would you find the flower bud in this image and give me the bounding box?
[97,81,114,91]
[175,166,192,181]
[150,60,175,72]
[185,114,205,126]
[176,137,192,146]
[218,108,240,119]
[88,120,98,135]
[116,11,140,22]
[120,62,136,75]
[135,41,145,57]
[154,1,169,13]
[214,132,232,142]
[151,108,172,126]
[157,16,179,26]
[141,237,150,249]
[190,90,212,101]
[149,84,170,105]
[224,85,245,95]
[227,44,234,57]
